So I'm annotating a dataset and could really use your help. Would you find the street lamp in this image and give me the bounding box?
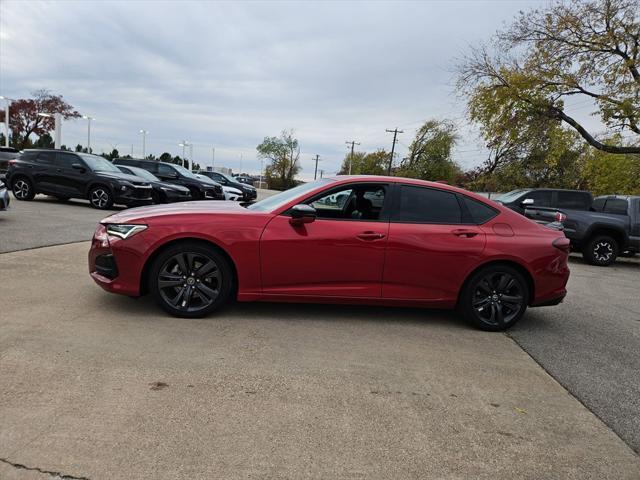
[0,96,13,147]
[38,112,62,149]
[82,115,94,153]
[178,141,191,169]
[139,129,148,159]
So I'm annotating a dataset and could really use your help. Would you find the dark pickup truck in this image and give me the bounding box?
[524,195,640,266]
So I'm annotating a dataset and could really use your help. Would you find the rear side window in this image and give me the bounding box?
[556,191,590,210]
[393,185,462,224]
[36,151,56,164]
[461,196,498,224]
[604,198,628,215]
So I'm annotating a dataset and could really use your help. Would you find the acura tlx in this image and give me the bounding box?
[89,176,570,331]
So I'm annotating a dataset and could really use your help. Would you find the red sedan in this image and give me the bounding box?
[89,176,570,331]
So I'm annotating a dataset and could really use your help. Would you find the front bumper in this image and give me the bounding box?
[242,189,257,201]
[163,189,192,203]
[0,187,9,210]
[114,186,154,207]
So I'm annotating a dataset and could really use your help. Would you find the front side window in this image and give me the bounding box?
[308,184,387,221]
[56,153,81,168]
[393,185,462,224]
[523,190,552,207]
[158,163,177,176]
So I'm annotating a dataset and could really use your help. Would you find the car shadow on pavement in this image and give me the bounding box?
[96,293,469,330]
[27,195,125,211]
[568,254,639,271]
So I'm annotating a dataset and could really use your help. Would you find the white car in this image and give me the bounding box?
[223,185,243,201]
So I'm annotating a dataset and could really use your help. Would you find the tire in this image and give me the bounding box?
[88,185,114,209]
[12,176,35,201]
[459,265,529,332]
[582,235,618,266]
[148,242,234,318]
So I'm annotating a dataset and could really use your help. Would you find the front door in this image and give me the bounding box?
[260,183,391,297]
[382,185,486,301]
[53,153,87,197]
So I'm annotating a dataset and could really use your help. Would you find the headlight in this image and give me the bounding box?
[104,224,147,239]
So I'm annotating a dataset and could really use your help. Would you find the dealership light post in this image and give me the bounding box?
[38,112,62,149]
[0,96,12,147]
[179,141,191,169]
[139,129,148,159]
[82,115,94,152]
[211,146,215,170]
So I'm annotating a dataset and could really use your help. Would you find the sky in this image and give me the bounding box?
[0,0,592,179]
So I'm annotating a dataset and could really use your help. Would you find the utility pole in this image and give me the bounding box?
[385,128,403,175]
[345,140,360,174]
[320,169,324,179]
[313,154,321,180]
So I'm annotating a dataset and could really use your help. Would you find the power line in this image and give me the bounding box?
[385,128,403,175]
[345,140,360,174]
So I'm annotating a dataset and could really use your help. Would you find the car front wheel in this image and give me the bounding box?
[459,265,529,331]
[89,186,113,209]
[149,242,234,318]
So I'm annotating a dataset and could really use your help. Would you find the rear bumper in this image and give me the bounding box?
[0,187,9,210]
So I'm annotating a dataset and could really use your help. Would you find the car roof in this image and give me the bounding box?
[327,175,485,198]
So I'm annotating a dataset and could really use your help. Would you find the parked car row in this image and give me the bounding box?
[494,188,640,266]
[3,149,258,210]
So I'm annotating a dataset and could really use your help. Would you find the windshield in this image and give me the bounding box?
[81,154,121,173]
[494,189,530,203]
[127,166,159,181]
[172,163,200,179]
[248,179,333,212]
[194,174,217,185]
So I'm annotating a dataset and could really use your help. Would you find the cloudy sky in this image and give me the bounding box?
[1,0,560,178]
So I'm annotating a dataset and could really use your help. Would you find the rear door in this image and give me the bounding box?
[382,185,487,301]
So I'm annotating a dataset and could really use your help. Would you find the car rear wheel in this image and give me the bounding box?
[459,265,529,331]
[149,242,234,318]
[89,186,113,209]
[583,235,618,266]
[12,177,35,200]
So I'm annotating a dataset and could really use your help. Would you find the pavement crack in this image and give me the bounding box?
[0,457,90,480]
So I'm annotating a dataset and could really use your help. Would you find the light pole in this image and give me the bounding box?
[239,153,243,174]
[82,115,94,152]
[178,141,191,169]
[38,112,62,149]
[211,147,215,171]
[139,130,148,159]
[0,96,13,147]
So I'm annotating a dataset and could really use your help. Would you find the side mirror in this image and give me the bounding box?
[521,198,534,206]
[289,204,316,226]
[71,163,85,171]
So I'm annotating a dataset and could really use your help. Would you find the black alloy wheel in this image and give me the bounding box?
[460,265,529,331]
[89,186,113,209]
[583,235,618,266]
[149,242,233,318]
[12,177,35,200]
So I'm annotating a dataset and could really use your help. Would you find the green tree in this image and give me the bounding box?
[256,130,301,190]
[583,149,640,195]
[397,120,461,183]
[338,149,388,175]
[457,0,640,154]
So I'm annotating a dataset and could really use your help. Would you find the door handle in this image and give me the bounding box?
[356,231,386,241]
[452,229,478,238]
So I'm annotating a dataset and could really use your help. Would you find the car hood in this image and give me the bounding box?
[95,171,150,185]
[101,200,252,224]
[152,180,190,192]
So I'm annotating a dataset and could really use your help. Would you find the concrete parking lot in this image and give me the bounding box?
[1,194,639,479]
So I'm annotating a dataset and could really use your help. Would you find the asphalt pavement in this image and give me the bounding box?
[510,254,640,453]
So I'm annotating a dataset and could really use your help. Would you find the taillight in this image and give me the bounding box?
[8,159,17,166]
[554,211,567,223]
[552,237,571,253]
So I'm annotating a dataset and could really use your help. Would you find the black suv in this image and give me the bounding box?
[198,170,257,201]
[6,149,153,209]
[114,158,224,200]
